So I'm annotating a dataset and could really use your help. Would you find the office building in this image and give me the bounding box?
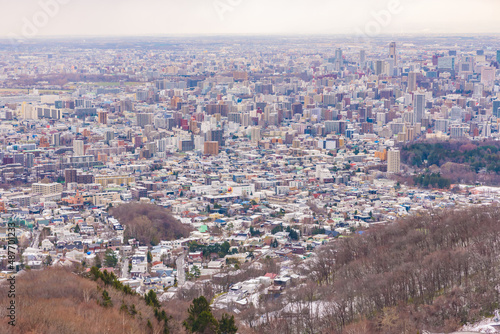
[98,110,108,125]
[65,169,78,184]
[204,141,219,156]
[375,61,385,76]
[493,100,500,118]
[360,50,366,66]
[389,42,397,65]
[387,149,400,173]
[481,67,495,88]
[408,72,417,92]
[251,126,261,143]
[32,182,63,195]
[137,113,153,128]
[414,94,425,124]
[208,129,224,147]
[52,133,60,147]
[73,140,85,156]
[25,153,34,168]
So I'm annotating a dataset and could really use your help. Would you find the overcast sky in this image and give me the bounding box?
[0,0,498,38]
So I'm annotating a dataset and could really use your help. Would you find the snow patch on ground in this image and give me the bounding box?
[460,313,500,333]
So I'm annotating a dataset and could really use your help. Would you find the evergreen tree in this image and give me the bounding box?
[94,254,102,269]
[286,226,299,240]
[271,239,278,248]
[147,251,153,263]
[101,290,113,307]
[220,241,230,255]
[104,249,118,267]
[129,304,137,316]
[44,255,52,267]
[218,314,237,334]
[145,290,161,308]
[189,265,201,280]
[183,296,219,334]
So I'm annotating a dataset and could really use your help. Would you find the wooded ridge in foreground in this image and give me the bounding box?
[245,205,500,333]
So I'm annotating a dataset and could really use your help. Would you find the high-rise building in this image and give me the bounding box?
[335,48,343,69]
[414,94,426,124]
[241,112,250,127]
[408,72,417,92]
[375,61,385,75]
[52,133,60,147]
[25,153,34,168]
[438,57,455,71]
[137,113,153,128]
[292,103,303,115]
[450,125,468,138]
[481,67,495,88]
[208,129,224,147]
[204,141,219,155]
[228,112,241,124]
[73,140,85,156]
[387,149,401,173]
[13,153,24,165]
[105,130,114,144]
[360,50,366,67]
[97,110,108,125]
[493,100,500,118]
[389,42,397,65]
[251,126,261,143]
[497,50,500,63]
[65,169,78,184]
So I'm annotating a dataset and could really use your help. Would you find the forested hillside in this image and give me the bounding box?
[240,206,500,334]
[401,140,500,185]
[0,268,171,334]
[110,203,192,246]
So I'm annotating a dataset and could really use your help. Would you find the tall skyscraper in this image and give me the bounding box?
[335,48,343,69]
[360,50,366,67]
[408,72,417,92]
[387,149,401,173]
[414,94,426,124]
[497,50,500,63]
[375,60,385,75]
[73,140,85,156]
[389,42,397,65]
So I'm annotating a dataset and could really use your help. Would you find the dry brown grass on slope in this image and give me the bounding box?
[0,268,168,334]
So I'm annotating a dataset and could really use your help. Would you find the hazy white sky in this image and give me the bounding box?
[0,0,498,38]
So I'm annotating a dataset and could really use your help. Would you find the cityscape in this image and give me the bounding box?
[1,4,500,334]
